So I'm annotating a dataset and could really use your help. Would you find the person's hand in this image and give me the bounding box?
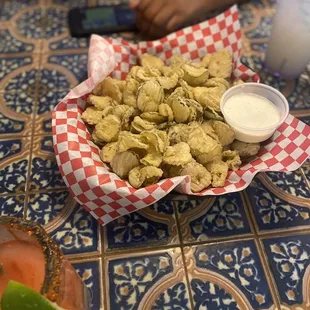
[130,0,212,39]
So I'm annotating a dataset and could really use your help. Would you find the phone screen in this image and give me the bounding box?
[82,7,118,30]
[81,6,135,30]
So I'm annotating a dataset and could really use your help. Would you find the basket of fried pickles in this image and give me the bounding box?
[81,51,259,193]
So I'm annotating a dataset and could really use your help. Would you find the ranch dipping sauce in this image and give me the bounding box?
[223,93,281,129]
[220,83,289,143]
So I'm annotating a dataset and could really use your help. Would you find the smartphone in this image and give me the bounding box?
[68,5,137,38]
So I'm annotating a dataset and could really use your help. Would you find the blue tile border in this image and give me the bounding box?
[72,260,102,310]
[191,279,240,310]
[176,193,252,243]
[152,282,191,310]
[30,156,65,190]
[0,195,25,217]
[0,158,29,194]
[48,53,88,84]
[0,29,34,53]
[104,201,179,251]
[0,139,22,161]
[16,7,67,39]
[108,253,173,310]
[262,234,310,305]
[194,240,273,309]
[105,212,170,250]
[51,204,100,255]
[0,0,38,21]
[0,56,33,83]
[26,191,70,226]
[246,175,310,232]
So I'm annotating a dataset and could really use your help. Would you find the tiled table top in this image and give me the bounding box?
[0,0,309,309]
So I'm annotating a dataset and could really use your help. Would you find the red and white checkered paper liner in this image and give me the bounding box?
[52,5,310,226]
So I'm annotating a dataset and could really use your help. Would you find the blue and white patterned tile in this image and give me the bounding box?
[39,135,54,152]
[0,29,34,53]
[0,137,31,194]
[185,240,274,309]
[176,193,252,243]
[39,68,72,89]
[0,139,22,161]
[0,67,35,136]
[263,171,309,199]
[0,158,29,194]
[72,260,101,310]
[52,0,89,8]
[0,0,38,21]
[175,199,202,213]
[0,195,25,217]
[246,173,310,233]
[245,16,273,39]
[262,234,310,306]
[30,156,65,190]
[191,279,240,310]
[42,118,52,133]
[48,53,88,85]
[0,110,26,135]
[51,204,100,255]
[104,200,179,252]
[259,70,288,92]
[250,41,268,54]
[48,36,89,51]
[106,248,191,310]
[15,7,68,39]
[26,191,70,226]
[37,88,69,115]
[240,54,264,73]
[287,76,310,111]
[4,68,37,93]
[34,85,69,135]
[239,3,255,28]
[30,135,65,191]
[3,88,35,114]
[0,56,33,84]
[152,282,191,310]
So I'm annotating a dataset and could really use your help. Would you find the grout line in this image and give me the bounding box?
[0,134,33,141]
[99,257,105,310]
[0,187,69,198]
[100,228,108,310]
[254,238,281,308]
[182,234,255,247]
[67,253,101,262]
[242,191,260,235]
[241,191,258,235]
[257,226,310,237]
[259,228,310,239]
[103,243,182,257]
[23,38,45,219]
[66,252,101,261]
[174,202,195,310]
[64,226,310,262]
[43,48,89,56]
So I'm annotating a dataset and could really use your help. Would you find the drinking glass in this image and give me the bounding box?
[264,0,310,78]
[0,216,91,310]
